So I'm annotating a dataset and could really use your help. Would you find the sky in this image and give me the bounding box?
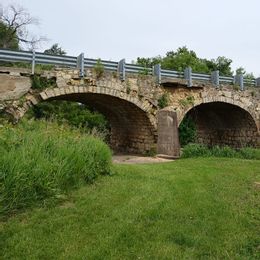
[1,0,260,77]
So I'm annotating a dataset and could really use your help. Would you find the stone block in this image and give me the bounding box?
[78,86,84,93]
[64,87,71,94]
[59,88,66,96]
[40,92,48,100]
[45,89,55,98]
[69,86,74,93]
[0,75,31,101]
[53,88,61,96]
[73,86,79,93]
[56,78,67,88]
[29,96,38,105]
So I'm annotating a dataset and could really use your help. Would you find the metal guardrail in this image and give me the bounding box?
[0,48,259,90]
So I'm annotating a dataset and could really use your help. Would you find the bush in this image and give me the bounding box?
[181,143,260,160]
[26,100,109,140]
[238,147,260,160]
[0,110,12,125]
[0,119,112,217]
[93,59,104,78]
[158,93,169,109]
[31,75,57,90]
[211,145,237,158]
[181,143,210,158]
[179,116,196,146]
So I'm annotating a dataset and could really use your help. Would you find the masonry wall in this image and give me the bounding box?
[196,129,259,148]
[47,93,157,154]
[185,102,260,148]
[0,66,260,154]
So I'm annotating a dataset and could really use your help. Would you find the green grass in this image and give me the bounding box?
[0,119,112,217]
[182,143,260,160]
[1,158,259,259]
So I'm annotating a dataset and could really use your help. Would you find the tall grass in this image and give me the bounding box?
[182,143,260,160]
[0,119,112,217]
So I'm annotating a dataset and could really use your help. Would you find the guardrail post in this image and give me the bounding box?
[235,74,244,91]
[256,77,260,87]
[31,50,36,75]
[184,67,192,87]
[118,59,125,81]
[211,70,219,87]
[77,53,84,77]
[153,64,161,84]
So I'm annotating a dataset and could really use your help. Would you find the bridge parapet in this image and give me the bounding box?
[1,48,260,90]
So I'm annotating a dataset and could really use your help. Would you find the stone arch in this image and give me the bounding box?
[177,95,258,131]
[22,86,157,154]
[179,101,259,148]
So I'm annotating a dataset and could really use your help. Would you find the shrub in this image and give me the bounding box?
[181,143,210,158]
[93,59,104,78]
[238,147,260,160]
[0,110,12,125]
[26,100,109,140]
[0,119,112,217]
[179,116,196,146]
[158,93,169,109]
[181,143,260,160]
[179,96,195,108]
[211,145,237,158]
[31,75,57,90]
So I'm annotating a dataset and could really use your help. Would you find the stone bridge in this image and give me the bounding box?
[0,66,259,157]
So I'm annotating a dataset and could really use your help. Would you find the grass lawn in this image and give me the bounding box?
[0,158,260,259]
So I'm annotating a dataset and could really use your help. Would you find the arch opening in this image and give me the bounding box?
[180,102,259,148]
[33,93,156,154]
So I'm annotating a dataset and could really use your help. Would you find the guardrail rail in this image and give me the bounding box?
[0,48,259,90]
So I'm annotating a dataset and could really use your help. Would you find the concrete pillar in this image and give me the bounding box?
[211,70,219,87]
[235,74,244,91]
[77,53,84,77]
[31,51,36,75]
[153,64,161,84]
[256,77,260,87]
[118,59,125,81]
[157,110,180,158]
[184,67,192,87]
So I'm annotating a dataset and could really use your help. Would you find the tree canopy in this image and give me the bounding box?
[0,20,19,49]
[0,4,45,50]
[44,44,66,56]
[136,46,246,77]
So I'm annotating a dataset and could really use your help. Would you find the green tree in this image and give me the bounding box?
[161,47,210,73]
[0,21,19,49]
[0,4,45,49]
[236,67,246,75]
[44,44,66,56]
[206,56,233,76]
[136,46,234,76]
[236,67,254,79]
[136,56,162,68]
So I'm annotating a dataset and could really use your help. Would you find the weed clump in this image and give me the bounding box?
[93,59,104,78]
[31,75,57,90]
[0,119,112,217]
[158,93,169,108]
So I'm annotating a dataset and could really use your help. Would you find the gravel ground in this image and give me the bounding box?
[112,155,175,164]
